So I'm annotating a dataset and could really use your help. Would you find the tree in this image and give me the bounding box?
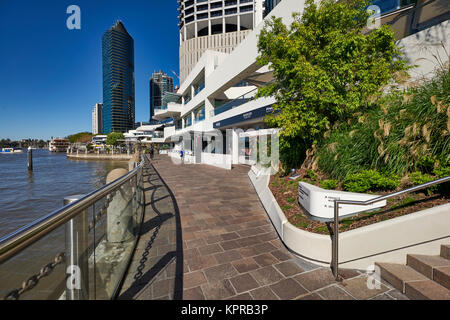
[68,132,93,144]
[257,0,408,146]
[106,132,125,146]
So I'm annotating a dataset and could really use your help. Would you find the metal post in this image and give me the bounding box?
[333,200,339,281]
[64,195,89,300]
[27,147,33,171]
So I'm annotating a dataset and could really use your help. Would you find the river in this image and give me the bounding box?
[0,149,127,238]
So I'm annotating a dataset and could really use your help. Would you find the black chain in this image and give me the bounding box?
[4,252,66,300]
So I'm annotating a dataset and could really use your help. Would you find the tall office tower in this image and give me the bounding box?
[149,71,174,121]
[92,103,103,135]
[263,0,282,16]
[178,0,265,83]
[102,21,135,134]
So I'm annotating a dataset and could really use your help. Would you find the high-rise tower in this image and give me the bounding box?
[177,0,266,83]
[102,21,135,134]
[149,71,174,122]
[92,103,103,135]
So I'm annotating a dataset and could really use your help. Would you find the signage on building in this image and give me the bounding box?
[213,105,278,129]
[298,182,386,222]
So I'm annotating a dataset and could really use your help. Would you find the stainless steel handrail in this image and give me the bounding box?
[0,158,145,264]
[332,175,450,280]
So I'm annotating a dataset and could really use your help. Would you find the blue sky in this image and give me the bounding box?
[0,0,179,140]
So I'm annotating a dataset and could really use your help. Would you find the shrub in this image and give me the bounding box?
[306,169,317,181]
[409,171,436,194]
[417,155,436,174]
[316,64,450,179]
[343,170,400,193]
[320,179,338,190]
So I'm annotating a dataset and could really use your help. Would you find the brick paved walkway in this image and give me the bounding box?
[118,155,407,300]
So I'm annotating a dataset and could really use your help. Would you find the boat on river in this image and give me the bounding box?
[0,148,23,153]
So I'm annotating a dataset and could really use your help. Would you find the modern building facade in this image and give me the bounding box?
[133,0,448,170]
[178,0,266,83]
[92,103,103,135]
[102,21,135,134]
[263,0,282,16]
[150,71,174,122]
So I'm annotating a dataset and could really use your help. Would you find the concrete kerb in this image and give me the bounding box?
[248,166,450,271]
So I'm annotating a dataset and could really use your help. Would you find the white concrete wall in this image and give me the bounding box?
[248,168,450,270]
[397,19,450,81]
[201,152,232,170]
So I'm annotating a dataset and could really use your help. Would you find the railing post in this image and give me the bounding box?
[332,199,340,281]
[64,195,89,300]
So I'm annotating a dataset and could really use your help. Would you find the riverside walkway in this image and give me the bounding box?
[118,155,407,300]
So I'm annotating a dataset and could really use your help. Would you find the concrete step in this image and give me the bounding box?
[441,245,450,260]
[434,266,450,290]
[375,262,427,293]
[405,280,450,300]
[407,254,450,279]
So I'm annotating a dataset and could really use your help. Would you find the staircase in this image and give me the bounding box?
[376,245,450,300]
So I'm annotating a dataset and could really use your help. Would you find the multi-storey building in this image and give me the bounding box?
[91,103,103,135]
[150,71,174,122]
[102,21,135,134]
[177,0,267,83]
[137,0,449,169]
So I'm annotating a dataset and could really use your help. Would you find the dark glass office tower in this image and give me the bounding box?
[264,0,283,16]
[149,71,174,121]
[102,21,135,134]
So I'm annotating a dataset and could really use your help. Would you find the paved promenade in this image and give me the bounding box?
[118,155,407,300]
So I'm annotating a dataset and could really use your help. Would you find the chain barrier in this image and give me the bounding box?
[3,252,66,300]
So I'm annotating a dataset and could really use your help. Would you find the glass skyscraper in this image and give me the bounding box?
[102,21,135,134]
[150,71,174,121]
[264,0,283,16]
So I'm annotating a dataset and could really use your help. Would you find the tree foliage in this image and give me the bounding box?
[68,132,93,144]
[257,0,408,143]
[106,132,125,146]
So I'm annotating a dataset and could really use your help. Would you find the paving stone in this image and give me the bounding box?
[274,261,304,277]
[251,266,285,286]
[183,271,207,289]
[270,278,308,300]
[232,258,260,274]
[202,280,236,300]
[226,293,253,300]
[270,250,292,262]
[214,250,243,264]
[316,285,355,300]
[203,263,238,283]
[294,268,337,291]
[183,286,205,300]
[253,253,279,267]
[249,287,279,300]
[198,244,224,256]
[229,273,260,293]
[340,275,389,300]
[296,292,323,300]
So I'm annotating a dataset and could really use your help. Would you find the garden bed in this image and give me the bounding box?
[269,172,449,235]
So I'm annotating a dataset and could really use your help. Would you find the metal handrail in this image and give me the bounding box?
[0,158,145,264]
[213,86,259,116]
[332,175,450,280]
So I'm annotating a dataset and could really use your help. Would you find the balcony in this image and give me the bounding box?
[153,103,182,121]
[213,87,257,116]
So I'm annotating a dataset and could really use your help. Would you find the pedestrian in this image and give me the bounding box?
[150,146,154,160]
[180,148,184,164]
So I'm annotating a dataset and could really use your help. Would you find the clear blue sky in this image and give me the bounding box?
[0,0,179,140]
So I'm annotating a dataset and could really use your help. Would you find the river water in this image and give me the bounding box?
[0,149,127,238]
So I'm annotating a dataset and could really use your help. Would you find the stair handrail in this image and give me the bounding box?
[332,175,450,280]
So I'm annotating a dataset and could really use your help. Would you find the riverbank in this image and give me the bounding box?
[67,153,132,161]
